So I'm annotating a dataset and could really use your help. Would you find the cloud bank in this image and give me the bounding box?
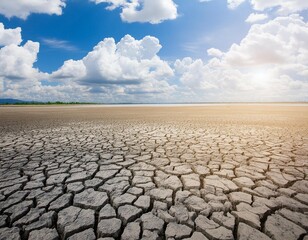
[1,13,308,102]
[0,28,175,102]
[175,14,308,102]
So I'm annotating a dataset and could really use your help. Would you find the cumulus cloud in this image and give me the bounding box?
[1,26,175,102]
[0,0,66,19]
[0,23,43,82]
[52,35,173,84]
[0,40,42,80]
[52,60,86,80]
[91,0,178,24]
[0,23,22,46]
[50,35,175,100]
[0,22,48,100]
[245,13,268,23]
[225,14,308,66]
[0,45,91,102]
[175,58,220,91]
[207,48,224,57]
[174,14,308,102]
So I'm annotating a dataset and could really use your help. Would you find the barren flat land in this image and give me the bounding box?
[0,104,308,240]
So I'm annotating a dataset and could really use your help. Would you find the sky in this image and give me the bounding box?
[0,0,307,103]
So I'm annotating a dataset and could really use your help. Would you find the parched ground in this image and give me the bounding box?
[0,104,308,240]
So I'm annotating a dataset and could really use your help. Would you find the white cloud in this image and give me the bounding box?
[200,0,246,10]
[0,23,48,100]
[91,0,178,24]
[207,48,224,57]
[52,60,86,80]
[175,57,219,91]
[42,38,78,51]
[0,23,22,46]
[225,14,308,66]
[0,26,175,102]
[250,0,308,14]
[174,15,308,102]
[0,0,66,19]
[199,0,246,9]
[227,0,246,10]
[52,35,173,84]
[0,40,42,81]
[245,13,268,23]
[91,0,127,10]
[0,38,51,100]
[202,0,308,14]
[121,0,178,24]
[50,34,175,100]
[220,0,308,14]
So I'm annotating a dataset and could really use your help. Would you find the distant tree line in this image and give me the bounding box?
[1,101,96,105]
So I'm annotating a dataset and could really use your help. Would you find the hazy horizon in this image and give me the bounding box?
[1,97,308,105]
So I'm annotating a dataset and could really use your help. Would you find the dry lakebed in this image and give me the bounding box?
[0,104,308,240]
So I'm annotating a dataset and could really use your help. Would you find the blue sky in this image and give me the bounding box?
[0,0,251,72]
[0,0,307,102]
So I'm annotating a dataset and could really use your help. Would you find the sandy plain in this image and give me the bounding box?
[0,104,308,239]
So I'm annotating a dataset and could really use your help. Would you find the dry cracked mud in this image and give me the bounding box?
[0,104,308,240]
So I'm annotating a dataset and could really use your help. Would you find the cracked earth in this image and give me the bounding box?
[0,105,308,240]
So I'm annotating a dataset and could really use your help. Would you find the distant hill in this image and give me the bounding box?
[0,98,27,104]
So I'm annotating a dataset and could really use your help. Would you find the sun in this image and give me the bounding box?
[251,69,273,89]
